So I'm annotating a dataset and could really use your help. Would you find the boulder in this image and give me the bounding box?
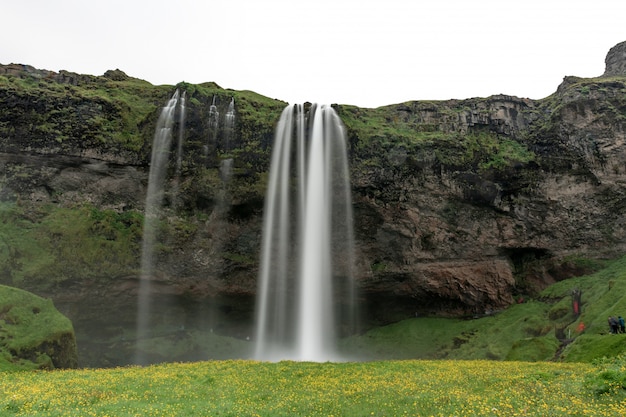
[0,285,78,370]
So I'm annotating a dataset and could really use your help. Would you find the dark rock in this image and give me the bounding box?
[103,69,130,81]
[603,40,626,77]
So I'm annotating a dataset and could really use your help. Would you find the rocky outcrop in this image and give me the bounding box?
[0,43,626,366]
[391,95,534,136]
[0,63,101,86]
[0,285,78,369]
[603,40,626,77]
[343,58,626,318]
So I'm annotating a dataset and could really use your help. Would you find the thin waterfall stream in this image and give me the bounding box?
[135,90,181,364]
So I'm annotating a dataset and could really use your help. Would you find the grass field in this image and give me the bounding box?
[5,258,626,417]
[2,358,626,416]
[4,257,626,416]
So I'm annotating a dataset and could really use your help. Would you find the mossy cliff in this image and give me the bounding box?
[0,285,77,370]
[0,41,625,366]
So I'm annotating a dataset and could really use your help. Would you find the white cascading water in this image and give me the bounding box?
[204,95,220,158]
[209,96,219,134]
[254,103,356,362]
[172,91,187,207]
[175,91,187,181]
[135,90,180,364]
[220,98,235,183]
[224,97,236,145]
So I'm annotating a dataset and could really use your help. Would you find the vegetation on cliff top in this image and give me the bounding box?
[336,102,536,175]
[527,75,626,145]
[0,70,285,169]
[0,73,170,152]
[1,66,624,177]
[0,68,541,172]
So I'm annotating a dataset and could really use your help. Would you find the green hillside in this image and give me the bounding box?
[0,285,77,370]
[341,255,626,363]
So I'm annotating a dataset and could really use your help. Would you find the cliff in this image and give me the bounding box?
[0,41,625,365]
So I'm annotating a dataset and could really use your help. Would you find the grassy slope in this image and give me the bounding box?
[0,285,76,371]
[542,255,626,362]
[0,202,143,290]
[342,255,626,363]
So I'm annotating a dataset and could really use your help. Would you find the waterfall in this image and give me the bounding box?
[204,95,220,158]
[209,95,219,134]
[135,90,180,365]
[225,97,235,121]
[175,91,187,180]
[224,97,235,147]
[254,103,356,362]
[220,97,235,182]
[172,91,187,207]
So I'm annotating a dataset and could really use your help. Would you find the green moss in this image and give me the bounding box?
[548,298,572,320]
[341,301,560,361]
[0,285,76,370]
[336,103,535,176]
[478,136,535,169]
[0,74,174,152]
[506,336,561,361]
[370,262,388,273]
[435,131,535,170]
[221,252,256,265]
[561,254,608,272]
[0,202,142,289]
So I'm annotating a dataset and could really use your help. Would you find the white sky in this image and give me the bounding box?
[2,0,625,108]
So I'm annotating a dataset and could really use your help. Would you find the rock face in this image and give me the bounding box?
[0,42,625,365]
[604,41,626,76]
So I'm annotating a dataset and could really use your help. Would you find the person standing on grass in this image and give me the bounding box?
[609,316,620,334]
[619,316,625,333]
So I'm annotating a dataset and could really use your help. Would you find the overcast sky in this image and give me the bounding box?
[3,0,625,108]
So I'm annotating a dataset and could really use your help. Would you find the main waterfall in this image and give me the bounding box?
[254,104,356,362]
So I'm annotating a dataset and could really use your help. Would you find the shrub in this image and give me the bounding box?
[586,354,626,396]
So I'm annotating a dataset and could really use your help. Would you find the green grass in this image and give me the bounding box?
[0,202,143,289]
[342,301,561,361]
[1,359,625,416]
[539,256,626,362]
[336,103,536,174]
[0,74,167,151]
[7,252,626,414]
[341,254,626,364]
